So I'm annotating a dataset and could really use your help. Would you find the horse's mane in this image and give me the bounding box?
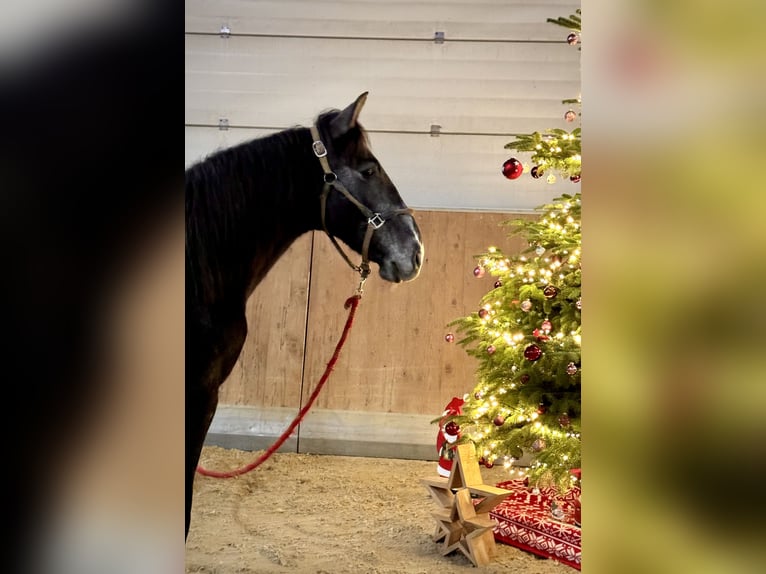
[186,126,313,307]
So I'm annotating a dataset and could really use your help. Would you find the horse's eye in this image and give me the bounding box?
[360,166,377,178]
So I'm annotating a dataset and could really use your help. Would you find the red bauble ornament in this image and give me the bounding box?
[494,280,503,289]
[486,345,496,355]
[502,157,523,180]
[484,459,495,469]
[444,333,455,343]
[524,344,542,361]
[531,165,544,179]
[519,373,530,384]
[567,32,580,45]
[474,391,483,400]
[558,413,571,428]
[444,421,460,436]
[473,265,485,278]
[536,403,546,414]
[478,308,489,319]
[541,319,552,333]
[570,174,581,183]
[543,285,559,299]
[533,328,550,342]
[493,415,505,426]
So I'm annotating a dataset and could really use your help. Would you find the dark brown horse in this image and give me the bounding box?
[185,93,423,536]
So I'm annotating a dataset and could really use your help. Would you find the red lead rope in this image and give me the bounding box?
[196,295,361,478]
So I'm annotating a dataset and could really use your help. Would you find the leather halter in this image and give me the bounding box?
[310,125,413,288]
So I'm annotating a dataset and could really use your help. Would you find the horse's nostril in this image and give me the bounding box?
[413,250,422,268]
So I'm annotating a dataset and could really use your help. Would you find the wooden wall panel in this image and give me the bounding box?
[217,233,313,408]
[301,210,534,417]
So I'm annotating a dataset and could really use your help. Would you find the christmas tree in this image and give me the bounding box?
[442,10,582,494]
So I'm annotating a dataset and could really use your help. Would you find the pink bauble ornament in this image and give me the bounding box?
[493,415,505,426]
[486,345,496,355]
[502,158,523,180]
[564,110,577,122]
[558,413,571,428]
[473,265,485,278]
[576,297,582,310]
[478,308,489,319]
[567,33,579,45]
[541,319,552,333]
[532,439,546,452]
[520,299,533,312]
[566,362,578,375]
[444,333,455,343]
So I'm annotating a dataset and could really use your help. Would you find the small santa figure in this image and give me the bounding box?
[436,396,465,478]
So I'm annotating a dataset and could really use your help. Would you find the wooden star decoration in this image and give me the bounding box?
[421,443,512,567]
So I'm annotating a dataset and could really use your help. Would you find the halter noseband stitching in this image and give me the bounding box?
[310,125,412,285]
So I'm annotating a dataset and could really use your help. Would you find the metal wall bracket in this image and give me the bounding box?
[220,24,231,38]
[218,118,229,131]
[434,31,445,44]
[430,124,441,137]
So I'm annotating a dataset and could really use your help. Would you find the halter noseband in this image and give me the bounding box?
[310,125,413,290]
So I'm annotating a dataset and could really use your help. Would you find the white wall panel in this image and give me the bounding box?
[185,126,580,212]
[186,0,580,42]
[185,0,581,211]
[185,35,580,134]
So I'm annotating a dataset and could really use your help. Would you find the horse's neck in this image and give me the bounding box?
[187,127,324,308]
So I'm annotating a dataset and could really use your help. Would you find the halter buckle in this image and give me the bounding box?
[312,140,328,158]
[368,213,385,229]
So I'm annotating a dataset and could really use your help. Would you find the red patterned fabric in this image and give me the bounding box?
[489,479,581,570]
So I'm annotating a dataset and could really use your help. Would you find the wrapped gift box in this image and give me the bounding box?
[489,479,581,570]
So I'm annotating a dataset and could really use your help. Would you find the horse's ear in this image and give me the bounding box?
[329,92,369,139]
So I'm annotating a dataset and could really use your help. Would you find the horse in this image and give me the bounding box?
[185,92,424,537]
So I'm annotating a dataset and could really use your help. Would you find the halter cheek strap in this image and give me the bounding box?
[310,125,413,290]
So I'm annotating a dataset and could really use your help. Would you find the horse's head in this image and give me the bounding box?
[314,93,423,283]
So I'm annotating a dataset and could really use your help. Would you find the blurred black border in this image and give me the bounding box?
[0,3,184,572]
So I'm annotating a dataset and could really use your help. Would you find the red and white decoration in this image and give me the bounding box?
[435,397,465,478]
[489,479,581,570]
